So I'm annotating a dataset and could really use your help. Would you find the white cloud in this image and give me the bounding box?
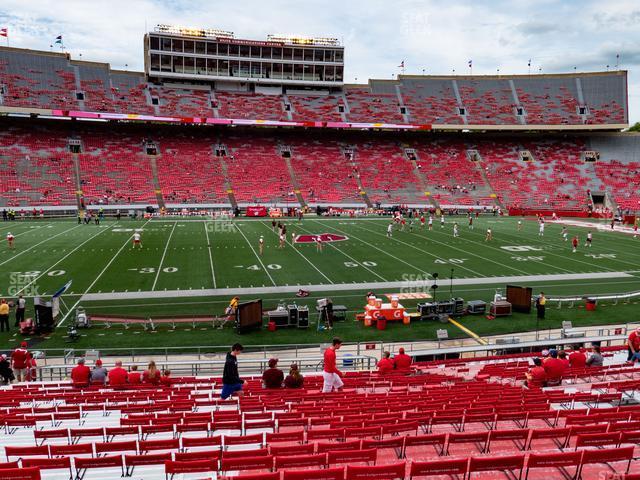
[1,0,638,123]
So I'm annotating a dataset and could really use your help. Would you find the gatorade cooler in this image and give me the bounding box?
[364,316,373,327]
[585,298,597,311]
[375,299,382,308]
[367,296,376,306]
[403,313,410,325]
[391,296,399,308]
[377,318,387,330]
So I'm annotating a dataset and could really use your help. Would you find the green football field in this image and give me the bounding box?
[0,215,639,352]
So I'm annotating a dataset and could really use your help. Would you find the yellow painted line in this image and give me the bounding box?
[448,317,488,345]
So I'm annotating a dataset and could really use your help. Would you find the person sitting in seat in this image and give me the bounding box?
[90,359,108,384]
[284,363,304,389]
[160,369,172,386]
[525,358,547,389]
[543,349,565,386]
[128,365,141,384]
[108,360,128,386]
[393,348,412,372]
[143,361,161,385]
[262,358,284,389]
[71,358,91,387]
[568,346,587,368]
[377,351,395,375]
[586,346,604,367]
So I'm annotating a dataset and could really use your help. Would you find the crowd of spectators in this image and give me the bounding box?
[70,358,172,388]
[525,344,604,388]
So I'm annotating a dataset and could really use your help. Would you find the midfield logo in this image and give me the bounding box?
[294,233,348,243]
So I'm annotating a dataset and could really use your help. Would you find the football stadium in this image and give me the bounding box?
[0,2,639,479]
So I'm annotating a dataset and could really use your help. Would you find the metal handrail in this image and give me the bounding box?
[37,354,376,382]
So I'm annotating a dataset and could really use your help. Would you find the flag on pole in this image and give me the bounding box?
[52,280,72,298]
[54,35,62,44]
[468,60,472,68]
[0,28,7,38]
[398,60,404,68]
[527,59,531,67]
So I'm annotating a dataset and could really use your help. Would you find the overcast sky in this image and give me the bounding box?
[1,0,638,123]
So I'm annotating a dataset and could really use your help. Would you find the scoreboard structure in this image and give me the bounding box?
[144,24,344,88]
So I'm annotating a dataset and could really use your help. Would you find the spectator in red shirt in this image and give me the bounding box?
[262,358,284,389]
[568,346,587,368]
[558,351,570,370]
[11,342,29,382]
[393,347,412,372]
[108,360,128,387]
[128,365,141,384]
[377,351,394,374]
[143,361,161,385]
[525,358,547,388]
[160,370,172,386]
[71,358,91,387]
[322,337,344,393]
[25,352,37,382]
[543,349,565,386]
[628,327,640,361]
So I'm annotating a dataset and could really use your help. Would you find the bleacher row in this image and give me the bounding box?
[1,123,640,210]
[0,355,639,480]
[0,48,628,126]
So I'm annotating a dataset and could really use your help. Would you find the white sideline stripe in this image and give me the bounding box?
[78,271,633,301]
[234,222,276,286]
[152,221,177,291]
[204,221,217,289]
[259,221,333,284]
[0,224,82,268]
[13,223,117,296]
[57,219,153,327]
[0,221,53,238]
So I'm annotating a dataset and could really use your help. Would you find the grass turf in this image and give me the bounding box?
[0,216,638,352]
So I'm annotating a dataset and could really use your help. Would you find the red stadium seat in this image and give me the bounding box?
[164,459,218,480]
[409,458,468,479]
[345,462,406,480]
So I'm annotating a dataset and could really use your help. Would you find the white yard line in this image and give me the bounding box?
[57,219,152,327]
[259,221,334,284]
[234,222,277,286]
[204,221,217,289]
[78,271,635,301]
[347,220,484,277]
[461,219,620,273]
[311,219,438,278]
[295,223,388,282]
[13,223,117,296]
[0,224,82,268]
[152,222,177,291]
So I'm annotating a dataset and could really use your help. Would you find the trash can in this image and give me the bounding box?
[377,318,387,330]
[268,321,276,331]
[585,298,597,311]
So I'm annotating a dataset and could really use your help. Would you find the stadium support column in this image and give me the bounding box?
[148,154,166,210]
